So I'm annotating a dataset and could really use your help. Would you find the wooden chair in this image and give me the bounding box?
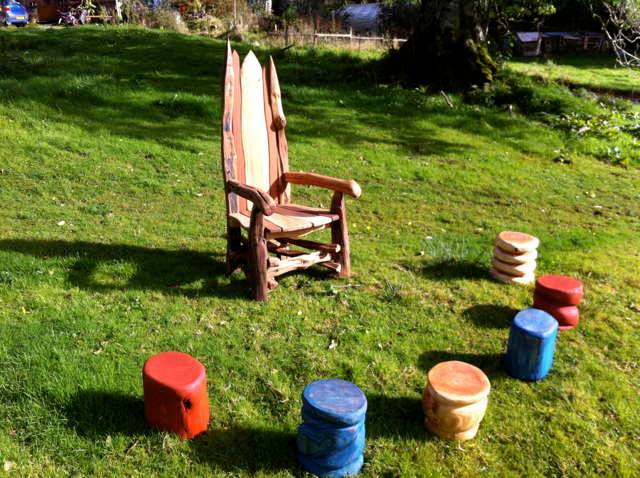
[221,42,362,301]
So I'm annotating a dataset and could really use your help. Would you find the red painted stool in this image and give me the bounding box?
[534,275,584,331]
[143,351,210,439]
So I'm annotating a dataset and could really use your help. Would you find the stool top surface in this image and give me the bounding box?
[536,275,583,296]
[143,351,206,391]
[496,231,540,253]
[513,308,558,338]
[302,379,367,425]
[427,360,490,404]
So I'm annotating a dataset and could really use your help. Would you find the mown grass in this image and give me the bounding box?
[508,54,640,95]
[0,26,639,477]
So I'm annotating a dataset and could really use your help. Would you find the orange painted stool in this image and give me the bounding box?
[143,351,210,439]
[423,361,490,440]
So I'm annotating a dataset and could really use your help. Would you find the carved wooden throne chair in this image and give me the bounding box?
[221,42,362,301]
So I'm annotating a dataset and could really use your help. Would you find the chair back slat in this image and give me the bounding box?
[221,41,239,214]
[231,49,247,213]
[268,57,290,203]
[241,51,271,210]
[263,65,281,200]
[221,45,290,214]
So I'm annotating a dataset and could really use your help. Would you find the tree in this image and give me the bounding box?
[595,0,640,67]
[388,0,557,89]
[389,0,496,88]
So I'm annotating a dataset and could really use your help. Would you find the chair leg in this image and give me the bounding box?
[226,225,243,275]
[249,209,269,301]
[331,192,351,278]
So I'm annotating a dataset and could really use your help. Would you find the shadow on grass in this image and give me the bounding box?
[418,350,508,382]
[463,304,518,329]
[366,393,427,440]
[59,390,440,470]
[59,389,298,473]
[62,390,147,438]
[0,27,560,161]
[418,259,489,280]
[190,394,432,471]
[190,427,297,474]
[0,238,247,299]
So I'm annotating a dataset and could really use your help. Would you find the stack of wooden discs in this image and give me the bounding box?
[422,361,490,441]
[533,274,584,331]
[490,231,540,285]
[297,379,367,477]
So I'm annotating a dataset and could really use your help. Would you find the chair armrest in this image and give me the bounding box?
[227,180,277,215]
[283,171,362,199]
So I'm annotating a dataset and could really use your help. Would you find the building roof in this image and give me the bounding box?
[336,3,381,33]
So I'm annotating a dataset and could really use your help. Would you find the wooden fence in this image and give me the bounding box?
[267,30,407,50]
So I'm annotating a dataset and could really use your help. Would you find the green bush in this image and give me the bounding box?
[185,13,225,35]
[466,69,600,117]
[144,8,189,34]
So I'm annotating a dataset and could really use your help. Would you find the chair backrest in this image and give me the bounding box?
[221,42,290,215]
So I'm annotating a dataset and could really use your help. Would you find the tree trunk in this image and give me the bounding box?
[391,0,496,89]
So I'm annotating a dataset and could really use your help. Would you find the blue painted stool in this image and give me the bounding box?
[504,308,559,381]
[297,379,367,477]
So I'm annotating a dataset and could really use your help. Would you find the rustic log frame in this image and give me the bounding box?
[221,42,361,301]
[283,171,362,199]
[227,179,277,215]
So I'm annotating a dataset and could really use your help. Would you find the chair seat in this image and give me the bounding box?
[229,204,339,239]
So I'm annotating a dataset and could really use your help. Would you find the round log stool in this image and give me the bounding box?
[504,309,559,381]
[422,361,490,441]
[297,379,367,477]
[143,351,210,439]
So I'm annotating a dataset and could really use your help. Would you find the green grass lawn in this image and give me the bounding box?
[1,26,639,477]
[508,54,640,95]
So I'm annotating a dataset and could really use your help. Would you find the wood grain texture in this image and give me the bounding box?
[262,65,281,200]
[249,208,269,301]
[226,179,276,215]
[423,361,490,441]
[491,257,536,276]
[229,213,280,234]
[492,246,537,265]
[269,57,290,203]
[267,251,332,278]
[278,204,339,220]
[241,51,271,209]
[495,231,540,254]
[220,53,362,300]
[285,171,362,198]
[268,57,287,130]
[221,41,238,213]
[270,205,333,228]
[282,238,341,254]
[229,212,332,240]
[331,192,351,277]
[232,49,247,213]
[229,207,332,233]
[490,268,535,285]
